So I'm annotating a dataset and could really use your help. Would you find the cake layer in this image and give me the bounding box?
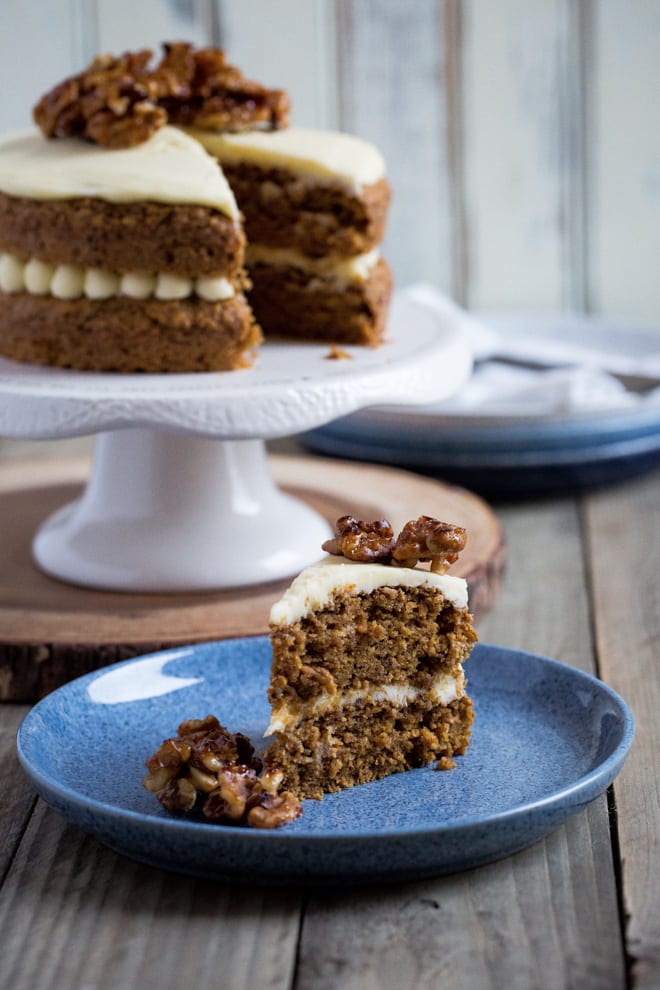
[0,193,245,278]
[215,163,390,258]
[211,161,391,257]
[0,251,236,302]
[0,293,261,372]
[0,128,239,218]
[247,256,392,345]
[267,667,466,735]
[265,694,474,799]
[268,583,477,705]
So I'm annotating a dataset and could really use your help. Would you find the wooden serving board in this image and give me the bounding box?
[0,454,506,701]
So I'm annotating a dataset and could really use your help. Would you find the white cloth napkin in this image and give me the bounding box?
[404,284,660,417]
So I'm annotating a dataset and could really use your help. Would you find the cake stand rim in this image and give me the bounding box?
[0,290,473,440]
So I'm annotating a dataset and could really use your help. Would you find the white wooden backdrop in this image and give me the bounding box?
[1,0,659,326]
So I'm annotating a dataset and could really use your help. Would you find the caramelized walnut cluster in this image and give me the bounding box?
[143,715,302,829]
[34,42,290,149]
[322,515,467,574]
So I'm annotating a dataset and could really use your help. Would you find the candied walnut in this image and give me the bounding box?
[321,514,467,572]
[156,42,290,132]
[322,515,395,562]
[33,43,289,149]
[33,50,166,149]
[158,775,197,813]
[203,766,259,822]
[143,714,301,829]
[392,516,467,573]
[246,791,303,830]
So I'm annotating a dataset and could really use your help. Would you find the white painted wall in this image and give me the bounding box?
[1,0,659,325]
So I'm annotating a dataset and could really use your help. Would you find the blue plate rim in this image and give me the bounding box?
[17,640,635,844]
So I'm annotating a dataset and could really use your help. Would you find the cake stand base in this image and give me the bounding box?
[32,429,332,591]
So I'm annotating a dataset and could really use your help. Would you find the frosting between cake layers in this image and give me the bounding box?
[0,127,239,219]
[0,251,235,302]
[187,126,386,192]
[245,245,380,284]
[269,556,469,626]
[266,668,467,735]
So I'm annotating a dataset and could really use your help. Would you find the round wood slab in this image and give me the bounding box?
[0,455,505,700]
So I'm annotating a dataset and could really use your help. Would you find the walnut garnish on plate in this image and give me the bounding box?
[143,714,302,829]
[323,515,467,573]
[33,42,290,149]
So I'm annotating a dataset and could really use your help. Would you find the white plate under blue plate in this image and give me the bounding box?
[17,638,634,885]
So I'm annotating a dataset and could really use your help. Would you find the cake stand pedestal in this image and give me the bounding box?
[0,293,473,592]
[33,431,332,590]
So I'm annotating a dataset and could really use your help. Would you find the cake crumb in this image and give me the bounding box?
[435,756,457,771]
[325,344,353,360]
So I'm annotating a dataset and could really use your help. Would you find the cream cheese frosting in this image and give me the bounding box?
[245,245,380,284]
[0,251,235,302]
[266,669,466,736]
[188,126,386,192]
[0,127,239,219]
[269,556,468,626]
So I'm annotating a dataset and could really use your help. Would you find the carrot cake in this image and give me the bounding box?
[265,516,477,799]
[188,127,393,346]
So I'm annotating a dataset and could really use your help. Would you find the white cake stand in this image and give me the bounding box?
[0,293,472,591]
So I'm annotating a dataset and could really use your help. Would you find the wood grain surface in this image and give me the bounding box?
[2,466,659,988]
[0,454,504,700]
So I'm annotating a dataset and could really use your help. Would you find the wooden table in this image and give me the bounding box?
[1,456,658,990]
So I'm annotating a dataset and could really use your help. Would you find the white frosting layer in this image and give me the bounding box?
[269,556,468,626]
[0,127,239,219]
[245,245,380,284]
[266,669,466,736]
[188,126,386,192]
[0,251,235,302]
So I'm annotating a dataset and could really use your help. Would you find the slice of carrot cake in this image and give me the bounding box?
[265,516,477,799]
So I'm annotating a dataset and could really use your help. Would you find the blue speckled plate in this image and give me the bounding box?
[17,639,634,885]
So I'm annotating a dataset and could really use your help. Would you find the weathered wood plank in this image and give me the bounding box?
[218,0,338,128]
[0,0,84,132]
[461,0,574,310]
[0,704,34,884]
[335,0,455,291]
[95,0,209,54]
[584,469,660,989]
[0,802,303,990]
[477,498,593,667]
[586,0,660,324]
[296,803,621,990]
[295,500,625,990]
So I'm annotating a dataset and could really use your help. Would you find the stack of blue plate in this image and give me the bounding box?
[301,311,660,497]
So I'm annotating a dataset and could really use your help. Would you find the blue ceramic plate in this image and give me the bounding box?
[17,639,634,885]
